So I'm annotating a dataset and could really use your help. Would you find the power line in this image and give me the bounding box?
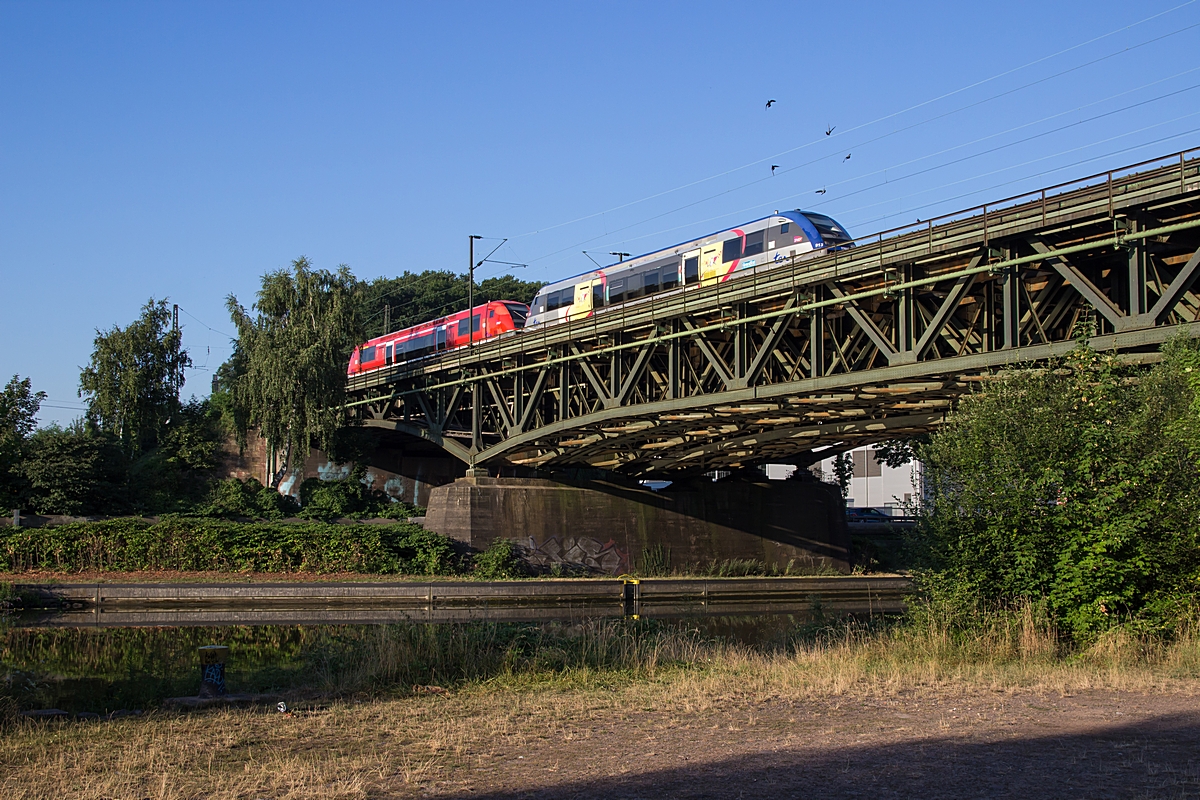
[839,126,1200,231]
[511,0,1197,242]
[542,79,1200,262]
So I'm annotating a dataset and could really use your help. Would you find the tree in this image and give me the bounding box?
[22,423,128,515]
[357,269,543,339]
[227,257,362,487]
[0,375,45,509]
[79,298,190,457]
[832,452,853,498]
[916,339,1200,640]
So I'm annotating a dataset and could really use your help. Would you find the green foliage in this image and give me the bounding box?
[0,375,45,510]
[832,452,853,498]
[874,436,928,469]
[294,466,421,522]
[0,517,452,574]
[12,399,226,517]
[638,543,672,577]
[201,478,300,520]
[226,258,362,487]
[79,298,190,457]
[473,538,528,580]
[125,399,223,514]
[21,424,129,516]
[358,269,543,340]
[916,339,1200,641]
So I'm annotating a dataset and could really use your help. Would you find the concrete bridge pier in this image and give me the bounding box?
[422,474,851,575]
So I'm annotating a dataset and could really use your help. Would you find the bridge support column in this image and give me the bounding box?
[423,476,851,575]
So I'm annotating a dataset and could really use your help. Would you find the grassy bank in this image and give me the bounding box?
[2,608,1199,799]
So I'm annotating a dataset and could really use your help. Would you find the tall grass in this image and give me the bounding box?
[307,619,711,694]
[304,601,1200,697]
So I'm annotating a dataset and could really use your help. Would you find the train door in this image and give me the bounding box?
[568,278,602,320]
[683,249,700,285]
[700,242,722,285]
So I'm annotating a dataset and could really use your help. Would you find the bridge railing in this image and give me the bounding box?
[347,146,1200,396]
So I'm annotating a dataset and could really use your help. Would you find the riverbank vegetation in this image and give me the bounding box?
[910,336,1200,644]
[1,261,542,518]
[1,606,1199,798]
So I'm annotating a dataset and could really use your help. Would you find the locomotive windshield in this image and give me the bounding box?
[504,303,528,328]
[804,213,852,243]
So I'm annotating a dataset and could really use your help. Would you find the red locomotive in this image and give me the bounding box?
[347,300,528,376]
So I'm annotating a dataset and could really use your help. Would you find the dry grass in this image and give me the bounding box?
[3,611,1200,798]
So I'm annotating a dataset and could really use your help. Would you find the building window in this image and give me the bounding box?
[852,449,882,478]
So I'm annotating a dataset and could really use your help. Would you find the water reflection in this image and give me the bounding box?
[1,612,861,715]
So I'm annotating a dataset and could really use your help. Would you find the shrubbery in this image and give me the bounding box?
[0,517,458,574]
[914,337,1200,641]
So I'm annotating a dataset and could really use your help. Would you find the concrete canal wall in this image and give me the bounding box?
[16,575,910,627]
[423,476,851,575]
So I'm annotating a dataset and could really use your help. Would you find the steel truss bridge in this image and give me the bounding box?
[348,148,1200,476]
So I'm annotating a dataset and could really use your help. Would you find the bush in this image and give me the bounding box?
[473,538,528,580]
[201,477,300,520]
[915,338,1200,641]
[296,467,421,522]
[0,517,454,575]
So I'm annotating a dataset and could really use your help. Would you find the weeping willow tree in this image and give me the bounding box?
[227,257,362,487]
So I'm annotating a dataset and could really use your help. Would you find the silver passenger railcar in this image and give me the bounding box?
[526,210,852,327]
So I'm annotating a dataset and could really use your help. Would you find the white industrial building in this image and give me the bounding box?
[764,444,923,514]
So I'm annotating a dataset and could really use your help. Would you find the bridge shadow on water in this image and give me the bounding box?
[452,711,1200,800]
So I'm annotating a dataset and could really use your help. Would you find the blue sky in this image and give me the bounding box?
[3,1,1199,425]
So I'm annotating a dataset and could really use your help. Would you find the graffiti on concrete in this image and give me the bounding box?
[525,535,630,575]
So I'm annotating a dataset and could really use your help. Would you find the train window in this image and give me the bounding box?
[722,236,743,263]
[643,269,659,295]
[609,278,626,304]
[361,346,376,364]
[504,303,528,328]
[743,230,765,257]
[805,213,850,242]
[592,284,604,308]
[661,265,679,290]
[472,314,481,332]
[684,256,699,283]
[626,273,644,300]
[546,290,565,312]
[385,344,393,364]
[457,318,469,336]
[772,223,804,245]
[438,326,448,348]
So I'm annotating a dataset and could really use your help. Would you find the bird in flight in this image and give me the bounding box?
[765,99,776,109]
[815,188,827,195]
[825,125,835,136]
[771,165,780,175]
[844,153,852,161]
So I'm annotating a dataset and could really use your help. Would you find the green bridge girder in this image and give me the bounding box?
[347,148,1200,476]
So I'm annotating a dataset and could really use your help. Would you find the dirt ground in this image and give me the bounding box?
[432,688,1200,799]
[5,685,1198,799]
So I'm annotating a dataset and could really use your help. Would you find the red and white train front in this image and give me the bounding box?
[348,300,528,376]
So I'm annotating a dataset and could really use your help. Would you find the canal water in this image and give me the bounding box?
[2,611,848,716]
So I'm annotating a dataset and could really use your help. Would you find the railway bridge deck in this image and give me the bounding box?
[348,148,1200,477]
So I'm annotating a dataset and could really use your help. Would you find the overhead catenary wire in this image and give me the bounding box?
[838,126,1200,231]
[543,77,1200,261]
[510,0,1197,242]
[341,10,1200,327]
